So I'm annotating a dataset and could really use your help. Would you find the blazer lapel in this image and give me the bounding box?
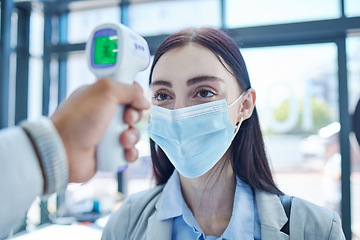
[255,190,290,240]
[146,211,173,240]
[146,194,173,240]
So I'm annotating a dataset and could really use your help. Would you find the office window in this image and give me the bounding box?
[68,7,120,44]
[27,12,44,120]
[348,37,360,111]
[346,0,360,17]
[0,3,2,38]
[347,36,360,239]
[8,52,16,126]
[226,0,340,28]
[10,10,17,49]
[128,0,221,36]
[66,52,95,95]
[28,57,43,120]
[29,11,43,57]
[45,57,61,115]
[242,43,339,209]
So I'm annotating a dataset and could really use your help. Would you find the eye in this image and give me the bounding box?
[153,92,171,101]
[196,89,215,98]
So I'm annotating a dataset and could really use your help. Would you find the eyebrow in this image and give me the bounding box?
[150,75,224,88]
[186,75,224,86]
[150,80,172,88]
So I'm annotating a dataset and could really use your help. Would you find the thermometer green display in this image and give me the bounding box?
[93,35,118,65]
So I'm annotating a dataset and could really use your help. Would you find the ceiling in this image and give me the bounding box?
[14,0,180,13]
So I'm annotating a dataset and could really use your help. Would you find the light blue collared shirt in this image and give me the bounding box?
[158,171,261,240]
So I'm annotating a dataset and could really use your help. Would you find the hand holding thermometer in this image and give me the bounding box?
[86,23,150,172]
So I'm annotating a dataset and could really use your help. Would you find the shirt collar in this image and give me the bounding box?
[222,177,256,239]
[157,170,202,230]
[158,170,186,220]
[158,170,259,239]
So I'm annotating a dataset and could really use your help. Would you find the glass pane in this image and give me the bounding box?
[226,0,340,28]
[66,52,95,95]
[347,36,360,239]
[27,57,43,121]
[29,11,44,57]
[129,0,221,36]
[48,58,59,115]
[242,44,339,209]
[0,3,2,39]
[348,37,360,111]
[10,11,17,49]
[68,7,120,44]
[346,0,360,17]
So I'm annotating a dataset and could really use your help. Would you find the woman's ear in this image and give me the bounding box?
[236,88,256,123]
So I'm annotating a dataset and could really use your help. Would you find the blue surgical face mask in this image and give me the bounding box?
[147,93,244,178]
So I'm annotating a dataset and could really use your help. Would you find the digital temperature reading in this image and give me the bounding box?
[94,35,118,65]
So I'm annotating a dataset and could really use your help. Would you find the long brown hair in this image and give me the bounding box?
[149,28,282,195]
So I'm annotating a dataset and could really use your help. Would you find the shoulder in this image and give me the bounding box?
[255,190,345,239]
[101,185,164,239]
[122,184,164,209]
[291,197,344,238]
[284,196,345,239]
[292,197,336,220]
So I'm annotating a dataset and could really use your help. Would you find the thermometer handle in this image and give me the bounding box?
[87,23,150,172]
[96,105,128,172]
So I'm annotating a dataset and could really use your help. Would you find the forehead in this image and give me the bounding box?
[152,44,236,83]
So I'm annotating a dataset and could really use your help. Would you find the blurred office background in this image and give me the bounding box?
[1,0,360,239]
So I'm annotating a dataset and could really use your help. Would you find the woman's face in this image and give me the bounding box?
[150,44,243,126]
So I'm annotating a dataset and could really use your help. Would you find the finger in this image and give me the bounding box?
[126,81,150,110]
[120,127,140,149]
[124,148,139,162]
[97,78,150,110]
[124,107,142,125]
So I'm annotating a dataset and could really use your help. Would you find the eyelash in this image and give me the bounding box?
[195,88,216,98]
[153,91,172,101]
[152,88,216,101]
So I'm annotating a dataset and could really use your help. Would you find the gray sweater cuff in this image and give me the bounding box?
[21,117,68,197]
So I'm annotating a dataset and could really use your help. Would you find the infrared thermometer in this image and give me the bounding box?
[86,23,150,172]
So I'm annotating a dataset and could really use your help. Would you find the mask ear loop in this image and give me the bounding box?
[232,117,244,139]
[228,91,246,108]
[228,91,246,139]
